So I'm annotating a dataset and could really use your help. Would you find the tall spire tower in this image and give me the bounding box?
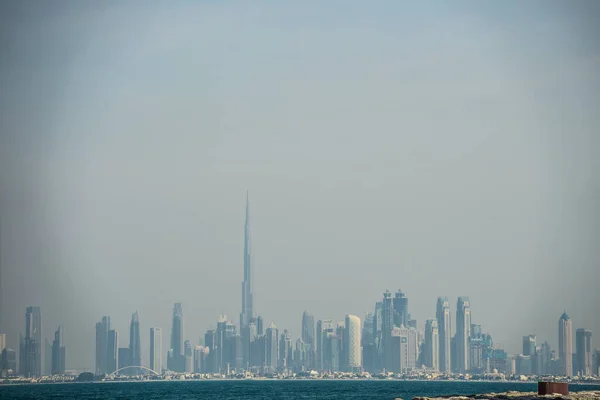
[240,191,253,329]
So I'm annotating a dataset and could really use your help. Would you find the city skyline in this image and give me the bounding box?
[1,1,599,374]
[1,197,597,376]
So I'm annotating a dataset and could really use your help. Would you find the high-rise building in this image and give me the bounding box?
[425,319,439,371]
[51,325,65,375]
[129,311,141,372]
[345,315,361,372]
[456,297,471,373]
[240,193,254,330]
[95,316,110,375]
[194,345,208,373]
[390,325,418,373]
[382,290,394,370]
[265,323,278,374]
[279,329,293,372]
[204,329,217,373]
[302,311,315,368]
[393,290,409,328]
[469,325,484,373]
[1,348,17,373]
[576,329,592,376]
[150,327,162,374]
[44,338,52,375]
[317,319,334,371]
[558,311,573,376]
[23,306,42,377]
[107,330,118,374]
[118,347,130,371]
[436,297,451,373]
[169,303,184,372]
[184,340,193,373]
[523,334,536,356]
[361,313,377,373]
[0,333,5,353]
[593,349,600,376]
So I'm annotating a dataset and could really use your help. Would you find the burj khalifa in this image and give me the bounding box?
[240,192,253,330]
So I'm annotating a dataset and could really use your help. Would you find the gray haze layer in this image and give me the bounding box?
[1,1,599,371]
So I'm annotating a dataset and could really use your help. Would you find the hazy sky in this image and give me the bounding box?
[1,1,599,371]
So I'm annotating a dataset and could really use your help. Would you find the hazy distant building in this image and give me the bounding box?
[361,313,377,373]
[456,297,471,373]
[516,354,532,375]
[266,323,278,374]
[425,319,439,371]
[169,303,184,372]
[593,349,600,376]
[436,297,451,373]
[107,330,118,374]
[95,316,110,375]
[390,326,418,373]
[537,341,553,376]
[301,311,315,368]
[393,290,409,328]
[129,311,141,372]
[317,319,334,371]
[184,340,193,373]
[44,338,52,375]
[576,329,592,376]
[469,324,485,373]
[279,329,293,371]
[118,347,130,371]
[0,334,5,353]
[345,315,361,372]
[51,325,65,375]
[204,329,217,373]
[559,311,573,376]
[23,306,42,378]
[382,290,394,370]
[150,327,162,373]
[523,335,536,356]
[239,195,254,370]
[1,348,17,373]
[194,345,208,373]
[240,194,254,328]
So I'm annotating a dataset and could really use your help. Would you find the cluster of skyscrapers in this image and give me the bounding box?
[0,195,599,378]
[0,307,65,378]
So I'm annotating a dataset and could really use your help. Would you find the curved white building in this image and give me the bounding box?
[345,315,361,371]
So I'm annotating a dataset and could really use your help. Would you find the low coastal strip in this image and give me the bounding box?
[404,391,600,400]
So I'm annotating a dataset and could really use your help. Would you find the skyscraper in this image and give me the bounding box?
[558,311,573,376]
[575,329,592,376]
[169,303,184,372]
[436,297,451,373]
[51,325,65,375]
[107,329,118,374]
[240,193,253,330]
[95,316,110,375]
[345,315,361,372]
[425,319,439,371]
[150,327,162,373]
[317,319,334,371]
[302,311,315,368]
[266,323,278,374]
[23,306,42,377]
[129,311,141,371]
[522,334,536,356]
[456,297,471,373]
[393,290,409,328]
[382,290,394,370]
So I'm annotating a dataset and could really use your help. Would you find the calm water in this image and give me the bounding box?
[0,380,598,400]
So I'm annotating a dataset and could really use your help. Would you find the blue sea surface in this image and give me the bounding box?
[0,380,598,400]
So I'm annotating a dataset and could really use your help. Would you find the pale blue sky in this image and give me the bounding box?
[1,1,599,370]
